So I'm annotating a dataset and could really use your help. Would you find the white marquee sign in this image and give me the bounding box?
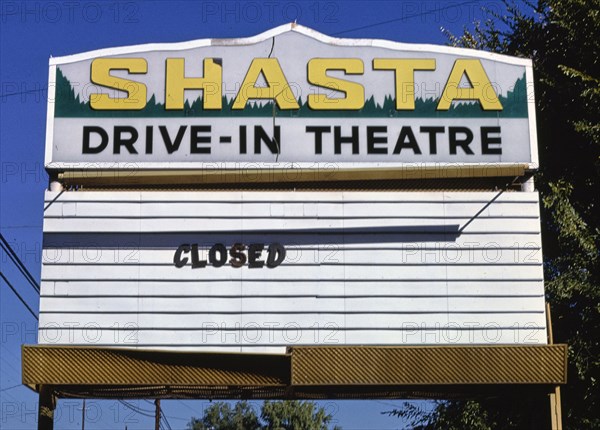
[40,190,547,352]
[45,24,537,169]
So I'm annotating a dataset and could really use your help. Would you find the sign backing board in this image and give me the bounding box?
[45,24,538,170]
[40,190,547,353]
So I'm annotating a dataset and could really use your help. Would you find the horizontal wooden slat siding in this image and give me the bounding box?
[44,202,541,218]
[44,191,540,202]
[41,247,543,265]
[42,234,542,252]
[43,218,541,234]
[42,280,544,296]
[38,312,546,328]
[41,264,544,281]
[39,296,543,313]
[40,190,546,352]
[35,329,548,348]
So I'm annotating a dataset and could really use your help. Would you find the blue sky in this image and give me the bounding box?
[0,1,508,428]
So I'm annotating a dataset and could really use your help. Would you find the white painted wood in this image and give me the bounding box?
[38,312,546,329]
[43,280,544,297]
[43,202,541,219]
[40,295,543,313]
[42,246,543,265]
[44,191,540,203]
[42,234,542,251]
[42,217,542,233]
[40,264,543,282]
[37,328,548,347]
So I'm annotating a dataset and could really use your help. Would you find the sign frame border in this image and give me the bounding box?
[44,23,539,171]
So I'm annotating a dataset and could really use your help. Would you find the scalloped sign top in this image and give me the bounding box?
[45,24,537,170]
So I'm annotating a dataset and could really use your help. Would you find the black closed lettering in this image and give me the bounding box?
[229,243,247,268]
[248,243,265,268]
[173,244,190,268]
[209,243,227,267]
[267,243,286,268]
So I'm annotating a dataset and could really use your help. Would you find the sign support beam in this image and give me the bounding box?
[550,386,563,430]
[546,302,563,430]
[24,344,566,396]
[37,385,55,430]
[28,344,566,429]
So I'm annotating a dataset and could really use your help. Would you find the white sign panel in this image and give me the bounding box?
[46,24,537,170]
[40,190,547,353]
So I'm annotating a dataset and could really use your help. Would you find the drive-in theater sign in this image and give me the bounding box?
[23,24,566,430]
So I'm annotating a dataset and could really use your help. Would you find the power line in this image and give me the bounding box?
[0,232,40,290]
[177,399,200,415]
[118,400,155,418]
[121,400,155,414]
[0,354,21,378]
[151,400,188,424]
[161,413,173,430]
[0,87,47,99]
[374,399,403,408]
[122,399,185,421]
[0,240,40,293]
[332,1,480,35]
[0,389,20,404]
[0,272,38,320]
[0,383,23,393]
[0,232,40,293]
[131,401,155,414]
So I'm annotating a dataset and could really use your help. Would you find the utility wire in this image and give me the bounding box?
[0,87,47,99]
[125,400,156,415]
[0,232,40,293]
[118,400,155,418]
[0,241,40,293]
[0,383,23,393]
[121,401,174,430]
[149,400,184,426]
[333,1,480,35]
[176,399,199,414]
[0,272,38,320]
[120,400,155,415]
[161,413,173,430]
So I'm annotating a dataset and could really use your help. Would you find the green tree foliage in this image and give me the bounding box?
[384,401,497,430]
[187,400,341,430]
[187,401,260,430]
[388,0,599,427]
[260,400,338,430]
